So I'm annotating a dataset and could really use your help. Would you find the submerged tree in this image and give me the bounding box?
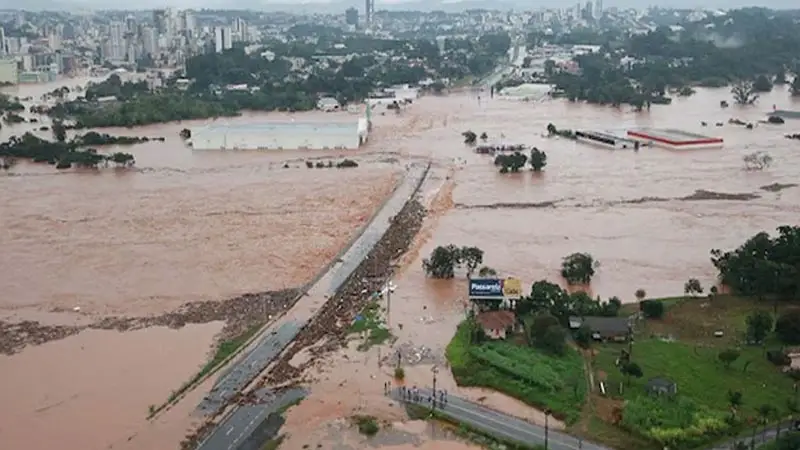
[731,80,759,105]
[494,151,528,173]
[561,252,597,285]
[462,130,477,145]
[743,152,773,171]
[422,245,461,279]
[683,278,704,296]
[529,148,547,171]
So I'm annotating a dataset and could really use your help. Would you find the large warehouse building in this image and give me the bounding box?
[190,118,369,150]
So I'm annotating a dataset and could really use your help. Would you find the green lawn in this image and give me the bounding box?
[446,321,587,424]
[590,295,797,448]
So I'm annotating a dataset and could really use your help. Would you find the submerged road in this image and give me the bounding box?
[391,388,610,450]
[195,163,430,450]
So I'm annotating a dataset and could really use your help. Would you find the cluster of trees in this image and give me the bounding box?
[303,159,359,169]
[745,308,800,346]
[547,9,800,107]
[0,132,135,170]
[561,252,598,285]
[710,226,800,300]
[493,148,547,173]
[516,280,622,324]
[421,245,488,279]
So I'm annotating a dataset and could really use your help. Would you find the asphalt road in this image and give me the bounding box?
[198,388,305,450]
[392,387,610,450]
[197,321,302,416]
[192,163,430,449]
[711,421,797,449]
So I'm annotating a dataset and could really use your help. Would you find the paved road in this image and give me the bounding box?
[197,322,302,416]
[198,388,305,450]
[193,163,430,449]
[710,421,797,449]
[391,387,610,450]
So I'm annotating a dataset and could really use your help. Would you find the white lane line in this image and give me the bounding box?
[225,426,235,436]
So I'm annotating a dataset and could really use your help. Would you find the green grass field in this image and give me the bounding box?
[590,295,797,448]
[446,321,587,424]
[349,301,393,351]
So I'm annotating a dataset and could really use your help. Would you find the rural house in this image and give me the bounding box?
[646,377,678,396]
[476,310,516,340]
[569,316,631,342]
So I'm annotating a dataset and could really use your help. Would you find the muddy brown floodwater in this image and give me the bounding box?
[280,87,800,449]
[2,78,800,450]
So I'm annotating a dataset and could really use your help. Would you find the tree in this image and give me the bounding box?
[529,148,547,172]
[791,76,800,96]
[494,151,528,173]
[422,245,461,279]
[546,123,557,136]
[478,266,497,277]
[462,130,477,145]
[774,69,787,85]
[731,80,758,105]
[641,300,665,319]
[52,120,67,142]
[776,310,800,345]
[718,349,741,369]
[480,132,488,141]
[753,75,773,92]
[460,246,484,278]
[180,128,191,139]
[635,288,647,302]
[727,390,743,411]
[746,310,774,343]
[574,323,592,349]
[620,361,643,385]
[526,313,566,355]
[743,152,773,171]
[561,252,597,285]
[684,278,704,296]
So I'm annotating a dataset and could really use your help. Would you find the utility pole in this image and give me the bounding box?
[544,409,551,450]
[431,365,439,413]
[386,281,391,325]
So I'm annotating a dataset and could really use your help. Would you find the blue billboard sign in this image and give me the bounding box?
[469,278,504,298]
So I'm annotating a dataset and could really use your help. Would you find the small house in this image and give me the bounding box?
[569,316,631,342]
[646,377,678,396]
[476,310,516,340]
[317,97,341,112]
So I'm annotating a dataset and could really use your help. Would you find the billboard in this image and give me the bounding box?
[469,278,504,298]
[503,277,523,299]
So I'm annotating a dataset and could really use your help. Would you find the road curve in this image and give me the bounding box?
[391,387,610,450]
[194,163,431,450]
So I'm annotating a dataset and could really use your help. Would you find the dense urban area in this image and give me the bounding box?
[2,3,800,450]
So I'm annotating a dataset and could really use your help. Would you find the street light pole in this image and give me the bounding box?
[386,279,392,328]
[544,409,551,450]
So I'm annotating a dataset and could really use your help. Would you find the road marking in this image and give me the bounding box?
[225,426,235,436]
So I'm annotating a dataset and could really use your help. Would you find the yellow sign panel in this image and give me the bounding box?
[503,278,523,298]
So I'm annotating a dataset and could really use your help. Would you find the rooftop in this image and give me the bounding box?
[569,316,630,335]
[476,310,516,330]
[628,128,721,143]
[195,121,359,135]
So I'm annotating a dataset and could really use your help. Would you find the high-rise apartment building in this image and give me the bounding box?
[153,9,168,35]
[345,8,359,27]
[140,25,158,58]
[214,27,232,53]
[107,22,126,61]
[232,18,248,43]
[365,0,374,26]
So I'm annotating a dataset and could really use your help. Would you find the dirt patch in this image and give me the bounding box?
[0,289,300,355]
[592,394,624,425]
[680,189,760,201]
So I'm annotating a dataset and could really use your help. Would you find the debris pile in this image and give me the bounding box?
[386,341,446,367]
[0,289,300,355]
[262,198,427,385]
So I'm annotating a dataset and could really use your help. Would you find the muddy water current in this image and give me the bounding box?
[1,78,799,450]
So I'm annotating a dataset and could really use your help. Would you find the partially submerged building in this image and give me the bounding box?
[627,128,723,149]
[190,119,369,150]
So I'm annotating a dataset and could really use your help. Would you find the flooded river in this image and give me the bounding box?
[2,77,799,450]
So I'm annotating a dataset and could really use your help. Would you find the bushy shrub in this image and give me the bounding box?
[767,349,791,366]
[641,300,665,319]
[622,396,728,447]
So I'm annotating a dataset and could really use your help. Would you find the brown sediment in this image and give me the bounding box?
[678,189,761,201]
[760,183,798,193]
[454,200,560,209]
[0,289,299,356]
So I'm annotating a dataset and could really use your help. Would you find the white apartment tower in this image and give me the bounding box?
[214,27,232,53]
[107,22,126,61]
